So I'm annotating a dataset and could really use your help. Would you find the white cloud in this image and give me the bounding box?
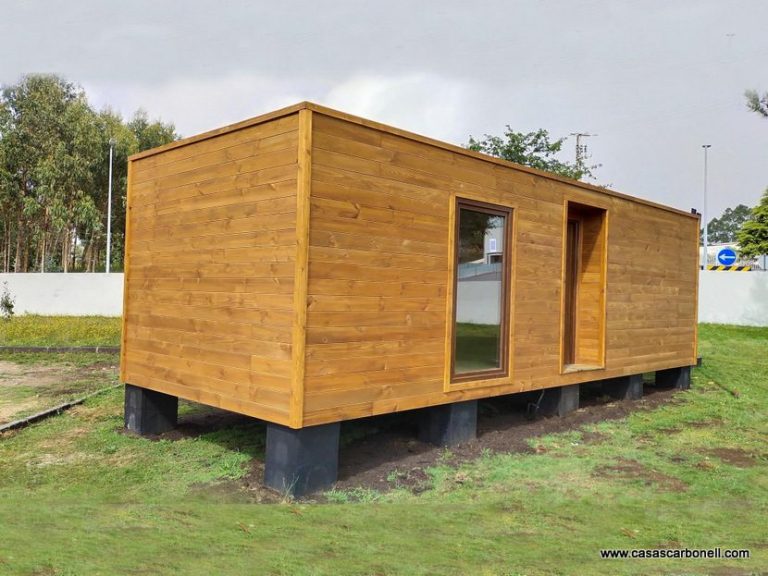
[86,72,481,148]
[321,73,480,144]
[86,74,309,136]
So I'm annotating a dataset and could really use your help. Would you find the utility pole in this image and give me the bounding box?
[702,144,711,267]
[570,132,596,172]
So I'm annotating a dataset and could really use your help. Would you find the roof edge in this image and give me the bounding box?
[128,100,698,220]
[303,102,698,220]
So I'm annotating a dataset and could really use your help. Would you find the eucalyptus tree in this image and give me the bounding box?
[0,74,178,272]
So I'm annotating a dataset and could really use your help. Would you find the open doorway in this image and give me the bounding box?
[562,202,607,372]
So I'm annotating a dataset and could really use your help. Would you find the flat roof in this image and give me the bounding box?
[129,101,698,220]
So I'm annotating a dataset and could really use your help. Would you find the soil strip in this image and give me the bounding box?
[0,383,121,434]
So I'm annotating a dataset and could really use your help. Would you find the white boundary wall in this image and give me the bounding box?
[0,273,124,316]
[456,280,502,324]
[697,271,768,327]
[0,272,766,327]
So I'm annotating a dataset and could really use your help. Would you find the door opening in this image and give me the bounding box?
[561,202,607,372]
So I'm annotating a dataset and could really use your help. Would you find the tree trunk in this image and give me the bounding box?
[87,238,93,273]
[5,225,11,273]
[0,222,5,273]
[14,219,23,273]
[62,229,69,273]
[87,235,96,273]
[39,229,46,273]
[70,229,77,272]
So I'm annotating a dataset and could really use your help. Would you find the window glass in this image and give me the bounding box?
[454,204,508,376]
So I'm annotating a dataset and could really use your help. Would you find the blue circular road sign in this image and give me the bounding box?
[717,248,737,266]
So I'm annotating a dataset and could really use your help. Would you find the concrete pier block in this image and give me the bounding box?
[264,422,341,496]
[124,384,178,435]
[656,366,691,390]
[538,384,580,417]
[418,400,478,446]
[603,374,644,400]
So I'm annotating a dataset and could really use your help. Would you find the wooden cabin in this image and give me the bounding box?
[120,102,699,494]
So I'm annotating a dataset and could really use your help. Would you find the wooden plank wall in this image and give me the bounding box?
[604,202,699,374]
[121,113,300,425]
[303,111,698,426]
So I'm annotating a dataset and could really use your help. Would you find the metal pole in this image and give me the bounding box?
[702,144,711,267]
[106,139,115,273]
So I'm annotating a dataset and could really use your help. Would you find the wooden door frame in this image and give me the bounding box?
[563,217,582,366]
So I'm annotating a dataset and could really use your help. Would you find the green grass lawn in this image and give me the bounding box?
[0,315,122,347]
[0,324,766,574]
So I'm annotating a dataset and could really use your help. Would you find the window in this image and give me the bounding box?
[451,200,512,381]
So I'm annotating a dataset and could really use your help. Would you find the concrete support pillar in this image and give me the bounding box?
[603,374,644,400]
[656,366,691,390]
[538,384,580,417]
[264,422,341,497]
[124,384,178,435]
[419,400,478,446]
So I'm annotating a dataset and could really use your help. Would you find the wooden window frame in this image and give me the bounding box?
[449,198,513,384]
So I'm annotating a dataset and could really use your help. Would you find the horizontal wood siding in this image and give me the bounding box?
[122,114,300,425]
[303,111,698,426]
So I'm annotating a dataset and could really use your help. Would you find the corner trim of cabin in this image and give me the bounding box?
[599,207,610,367]
[119,159,134,384]
[443,195,516,392]
[692,213,701,366]
[290,108,313,429]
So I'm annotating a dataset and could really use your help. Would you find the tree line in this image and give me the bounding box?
[738,89,768,259]
[0,74,178,273]
[1,74,765,273]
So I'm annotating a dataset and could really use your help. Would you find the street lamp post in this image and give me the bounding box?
[702,144,711,267]
[106,138,115,274]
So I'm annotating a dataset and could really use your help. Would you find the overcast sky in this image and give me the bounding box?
[2,0,767,218]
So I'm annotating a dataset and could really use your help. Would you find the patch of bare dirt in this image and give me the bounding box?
[657,418,725,435]
[705,448,760,468]
[28,451,94,468]
[0,360,77,386]
[328,385,679,495]
[593,457,688,492]
[0,360,118,385]
[0,398,38,423]
[706,568,765,576]
[0,360,118,425]
[152,383,684,499]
